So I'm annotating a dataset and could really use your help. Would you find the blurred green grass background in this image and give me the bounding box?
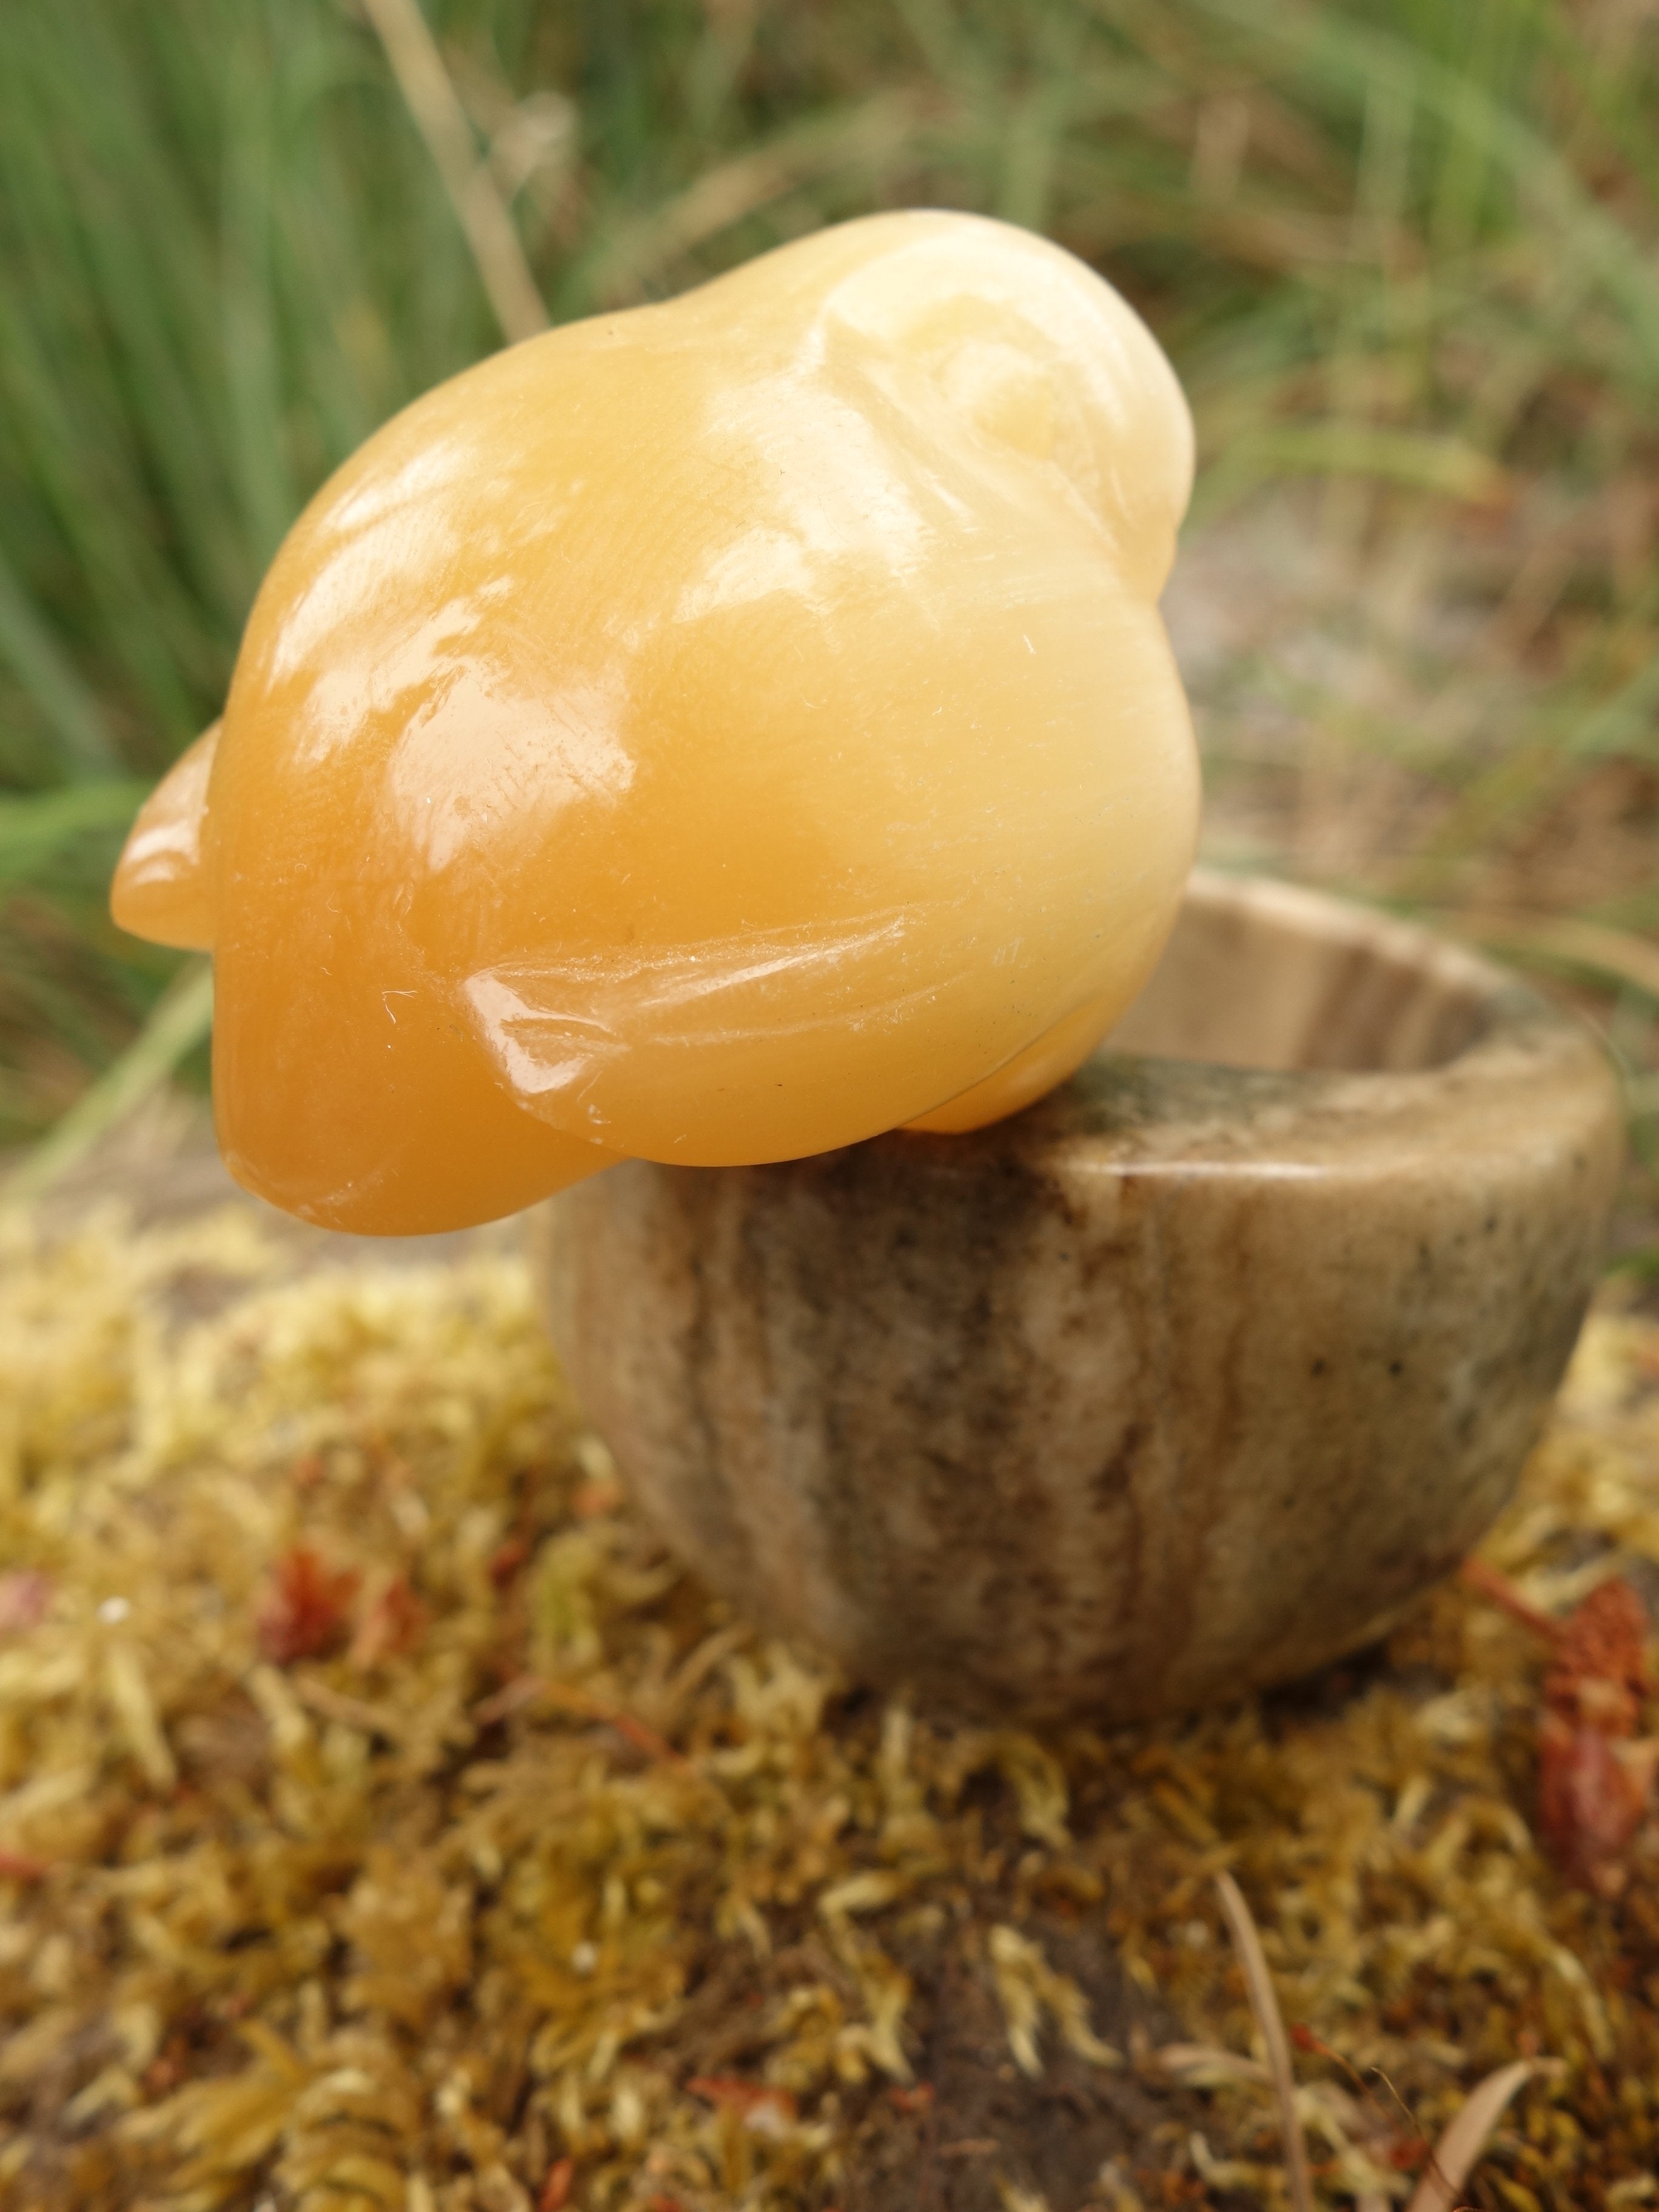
[1,0,1655,1233]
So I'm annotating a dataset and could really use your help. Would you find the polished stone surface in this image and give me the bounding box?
[532,871,1624,1723]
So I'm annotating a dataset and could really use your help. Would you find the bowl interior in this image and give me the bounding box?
[1107,873,1502,1076]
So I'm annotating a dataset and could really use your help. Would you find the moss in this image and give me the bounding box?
[0,1200,1653,2208]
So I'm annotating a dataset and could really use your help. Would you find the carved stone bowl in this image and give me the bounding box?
[531,871,1623,1724]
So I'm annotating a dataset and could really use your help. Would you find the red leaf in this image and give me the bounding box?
[687,2074,798,2130]
[538,2157,574,2211]
[256,1544,360,1664]
[1547,1576,1652,1728]
[0,1572,50,1635]
[1538,1711,1658,1896]
[347,1575,426,1669]
[572,1478,624,1520]
[1464,1566,1659,1894]
[488,1533,531,1587]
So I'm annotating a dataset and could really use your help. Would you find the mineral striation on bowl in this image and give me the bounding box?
[536,870,1623,1723]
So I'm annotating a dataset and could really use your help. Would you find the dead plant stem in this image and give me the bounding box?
[359,0,548,346]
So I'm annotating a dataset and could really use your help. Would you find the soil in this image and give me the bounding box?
[843,1923,1241,2211]
[659,1908,1246,2212]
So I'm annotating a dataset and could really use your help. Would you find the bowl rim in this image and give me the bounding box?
[876,866,1622,1185]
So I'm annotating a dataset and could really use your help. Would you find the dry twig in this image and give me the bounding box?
[358,0,548,346]
[1215,1869,1315,2212]
[472,1669,686,1768]
[291,1677,411,1744]
[1208,1885,1541,2212]
[1404,2060,1537,2212]
[1,961,213,1210]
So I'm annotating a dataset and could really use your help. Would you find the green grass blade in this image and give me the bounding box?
[0,549,123,781]
[1,958,212,1208]
[0,780,149,888]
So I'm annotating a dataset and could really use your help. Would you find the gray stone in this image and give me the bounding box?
[531,871,1623,1723]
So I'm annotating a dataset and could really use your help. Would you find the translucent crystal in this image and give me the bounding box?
[112,211,1198,1232]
